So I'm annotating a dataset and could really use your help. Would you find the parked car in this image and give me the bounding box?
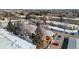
[51,40,59,46]
[51,35,64,46]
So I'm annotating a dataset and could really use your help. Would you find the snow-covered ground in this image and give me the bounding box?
[52,17,79,20]
[0,29,36,49]
[45,24,78,34]
[31,16,79,20]
[0,19,27,28]
[46,20,78,28]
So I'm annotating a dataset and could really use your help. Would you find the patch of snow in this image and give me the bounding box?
[0,29,36,49]
[43,30,54,36]
[47,25,78,34]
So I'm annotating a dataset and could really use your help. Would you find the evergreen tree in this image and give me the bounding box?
[32,22,43,46]
[7,21,14,32]
[30,33,35,39]
[32,34,41,45]
[13,22,21,35]
[13,24,16,34]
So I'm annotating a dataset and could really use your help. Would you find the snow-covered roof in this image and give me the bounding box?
[0,29,36,49]
[43,30,54,36]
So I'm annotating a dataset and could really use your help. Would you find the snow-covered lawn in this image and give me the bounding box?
[0,29,36,49]
[45,24,78,34]
[46,20,78,28]
[52,17,79,20]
